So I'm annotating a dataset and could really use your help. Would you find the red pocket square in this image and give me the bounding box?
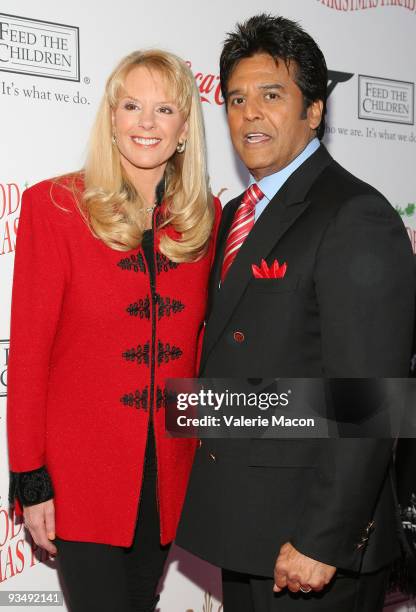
[251,259,287,279]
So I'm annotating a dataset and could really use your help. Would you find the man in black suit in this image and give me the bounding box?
[176,14,415,611]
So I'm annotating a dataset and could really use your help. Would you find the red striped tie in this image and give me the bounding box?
[221,183,264,283]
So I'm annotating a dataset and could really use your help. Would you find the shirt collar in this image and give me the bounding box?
[248,138,321,202]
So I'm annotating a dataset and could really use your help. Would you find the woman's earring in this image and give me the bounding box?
[112,133,117,145]
[176,140,186,154]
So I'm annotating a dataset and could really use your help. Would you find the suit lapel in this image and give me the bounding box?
[201,145,333,370]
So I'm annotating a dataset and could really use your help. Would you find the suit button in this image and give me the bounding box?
[233,331,245,343]
[209,453,216,462]
[198,439,202,449]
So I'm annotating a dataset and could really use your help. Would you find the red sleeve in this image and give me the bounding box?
[7,184,67,472]
[195,196,223,374]
[13,499,23,517]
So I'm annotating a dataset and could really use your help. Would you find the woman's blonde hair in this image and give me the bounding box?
[78,49,214,261]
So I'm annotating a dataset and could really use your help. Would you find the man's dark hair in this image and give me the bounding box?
[220,14,328,140]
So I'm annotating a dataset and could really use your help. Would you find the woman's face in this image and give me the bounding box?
[112,65,188,177]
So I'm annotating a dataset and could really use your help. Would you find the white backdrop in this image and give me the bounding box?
[0,1,415,610]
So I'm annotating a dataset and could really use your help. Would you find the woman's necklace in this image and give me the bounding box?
[142,200,157,215]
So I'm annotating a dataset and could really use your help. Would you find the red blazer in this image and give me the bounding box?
[7,176,221,546]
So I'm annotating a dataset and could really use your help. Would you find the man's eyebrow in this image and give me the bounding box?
[227,88,244,98]
[227,83,285,97]
[258,83,285,91]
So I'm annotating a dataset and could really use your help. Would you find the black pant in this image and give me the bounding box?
[55,423,170,612]
[222,566,390,612]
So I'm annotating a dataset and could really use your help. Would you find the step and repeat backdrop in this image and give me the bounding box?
[0,1,415,610]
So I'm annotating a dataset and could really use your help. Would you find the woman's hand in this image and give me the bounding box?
[23,499,57,556]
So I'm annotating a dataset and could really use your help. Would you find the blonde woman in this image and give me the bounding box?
[7,50,221,612]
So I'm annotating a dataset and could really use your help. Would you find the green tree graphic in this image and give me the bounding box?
[395,203,416,217]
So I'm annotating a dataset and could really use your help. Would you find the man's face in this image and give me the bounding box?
[226,53,323,181]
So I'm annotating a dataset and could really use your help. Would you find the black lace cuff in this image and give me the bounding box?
[9,466,54,507]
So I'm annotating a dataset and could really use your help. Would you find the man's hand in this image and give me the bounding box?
[23,499,57,556]
[273,542,336,594]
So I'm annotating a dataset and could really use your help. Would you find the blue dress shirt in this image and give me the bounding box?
[250,138,321,222]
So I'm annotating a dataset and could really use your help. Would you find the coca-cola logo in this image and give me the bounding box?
[187,63,352,106]
[187,62,224,106]
[0,182,24,256]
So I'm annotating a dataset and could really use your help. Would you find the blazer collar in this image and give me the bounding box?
[201,145,333,370]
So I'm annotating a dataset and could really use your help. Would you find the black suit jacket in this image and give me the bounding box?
[176,145,415,577]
